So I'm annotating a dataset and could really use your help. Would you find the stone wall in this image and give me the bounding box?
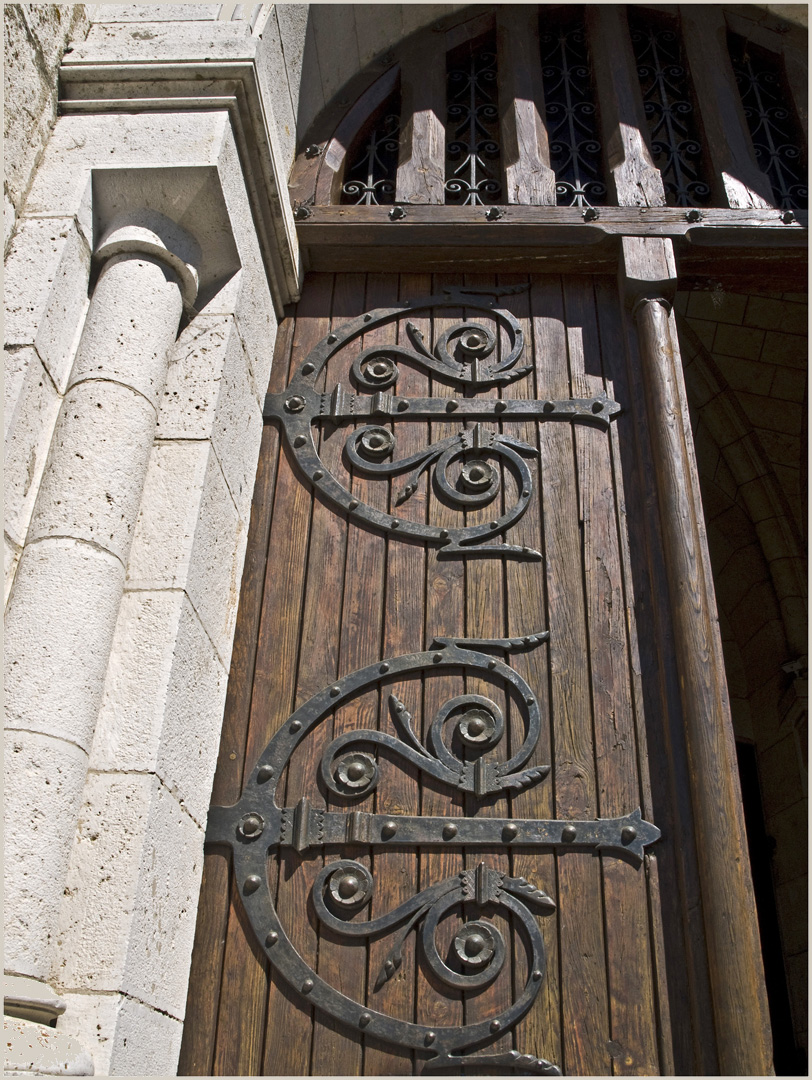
[3,5,90,256]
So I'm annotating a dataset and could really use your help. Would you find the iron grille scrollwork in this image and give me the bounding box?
[207,634,661,1073]
[341,106,401,205]
[445,40,502,205]
[262,288,621,560]
[539,14,607,209]
[629,13,711,208]
[728,33,807,211]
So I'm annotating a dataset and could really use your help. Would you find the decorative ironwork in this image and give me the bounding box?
[341,109,401,205]
[263,289,621,560]
[206,634,661,1072]
[629,13,711,207]
[445,41,502,205]
[539,15,607,208]
[728,34,807,211]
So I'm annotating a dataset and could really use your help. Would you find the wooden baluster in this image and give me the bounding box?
[496,8,556,205]
[586,5,666,207]
[619,236,774,1075]
[679,6,774,208]
[396,42,446,205]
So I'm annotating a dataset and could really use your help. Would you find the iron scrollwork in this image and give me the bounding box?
[263,290,621,560]
[207,634,661,1073]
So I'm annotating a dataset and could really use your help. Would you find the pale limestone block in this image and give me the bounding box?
[274,3,310,122]
[158,314,263,517]
[4,347,62,550]
[24,112,232,240]
[312,5,361,107]
[56,991,183,1078]
[27,382,159,565]
[67,20,252,65]
[69,252,186,407]
[22,5,88,73]
[4,730,89,982]
[255,11,297,173]
[4,217,90,393]
[90,589,227,826]
[3,6,51,209]
[5,538,125,750]
[126,440,246,668]
[92,5,220,22]
[5,532,22,608]
[3,1016,93,1077]
[58,773,203,1020]
[5,188,17,255]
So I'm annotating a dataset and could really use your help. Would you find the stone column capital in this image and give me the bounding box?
[95,209,200,309]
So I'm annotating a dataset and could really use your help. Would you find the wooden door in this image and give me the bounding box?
[179,269,675,1076]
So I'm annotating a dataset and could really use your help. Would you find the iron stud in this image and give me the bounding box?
[495,400,507,412]
[503,823,518,841]
[327,333,338,344]
[621,826,637,844]
[397,399,409,411]
[285,396,305,413]
[301,362,315,375]
[582,206,599,221]
[425,1032,436,1045]
[391,519,400,529]
[257,764,274,783]
[685,208,702,223]
[447,400,459,411]
[388,206,406,221]
[491,1020,502,1032]
[532,969,543,980]
[380,663,389,673]
[363,313,372,321]
[243,875,262,894]
[433,653,443,663]
[348,499,359,510]
[439,529,449,540]
[443,824,458,840]
[488,659,497,669]
[293,435,306,448]
[302,978,314,993]
[359,1013,371,1027]
[290,720,302,732]
[561,825,577,843]
[313,470,323,480]
[329,686,340,697]
[381,821,398,839]
[265,931,278,947]
[781,210,795,224]
[240,813,264,838]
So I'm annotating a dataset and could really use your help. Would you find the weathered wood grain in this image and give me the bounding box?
[533,275,611,1076]
[177,316,294,1075]
[499,274,560,1070]
[621,236,773,1074]
[396,42,445,205]
[363,272,431,1076]
[586,6,666,207]
[679,5,774,209]
[496,9,555,205]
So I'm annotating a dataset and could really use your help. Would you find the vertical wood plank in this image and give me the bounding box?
[679,5,774,208]
[260,274,343,1077]
[458,274,514,1068]
[396,42,446,205]
[416,272,466,1054]
[586,6,666,207]
[496,9,556,205]
[177,315,296,1076]
[621,236,773,1075]
[565,276,659,1076]
[309,273,399,1075]
[501,274,561,1070]
[363,272,431,1076]
[532,275,611,1076]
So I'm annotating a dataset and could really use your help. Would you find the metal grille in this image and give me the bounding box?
[444,40,502,205]
[341,106,401,205]
[539,13,607,208]
[629,12,711,207]
[728,33,807,211]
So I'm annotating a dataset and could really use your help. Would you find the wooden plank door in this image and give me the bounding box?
[179,271,669,1076]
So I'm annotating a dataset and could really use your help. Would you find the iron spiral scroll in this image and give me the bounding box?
[263,288,621,560]
[206,634,662,1074]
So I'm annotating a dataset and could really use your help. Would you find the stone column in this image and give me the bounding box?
[619,236,773,1075]
[4,213,199,999]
